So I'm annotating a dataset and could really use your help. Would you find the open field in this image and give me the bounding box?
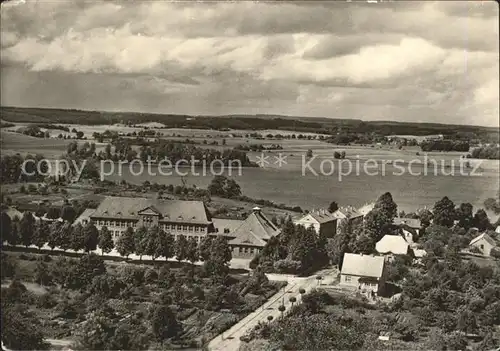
[2,106,498,142]
[1,131,73,158]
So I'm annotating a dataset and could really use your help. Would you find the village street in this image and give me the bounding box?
[208,268,338,351]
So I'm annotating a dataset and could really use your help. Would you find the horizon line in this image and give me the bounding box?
[0,104,498,130]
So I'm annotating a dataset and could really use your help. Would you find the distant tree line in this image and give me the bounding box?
[468,145,500,160]
[0,122,15,128]
[36,124,70,132]
[3,106,498,143]
[92,138,257,167]
[234,144,283,151]
[420,140,470,152]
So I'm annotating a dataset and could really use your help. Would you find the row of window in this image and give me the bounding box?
[343,275,378,288]
[97,220,137,228]
[96,219,207,234]
[159,224,206,233]
[236,246,259,254]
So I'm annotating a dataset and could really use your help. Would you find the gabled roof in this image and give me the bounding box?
[333,206,363,220]
[296,210,336,225]
[2,207,23,221]
[358,202,375,216]
[90,196,211,224]
[137,206,161,216]
[412,248,427,258]
[393,218,421,228]
[376,235,410,255]
[341,253,385,278]
[228,229,267,247]
[228,209,280,247]
[469,233,497,247]
[212,218,245,236]
[73,208,96,225]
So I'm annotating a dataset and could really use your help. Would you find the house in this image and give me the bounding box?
[2,207,23,221]
[376,235,410,256]
[412,248,427,259]
[294,209,337,237]
[469,233,497,257]
[393,217,422,240]
[90,196,214,242]
[226,207,280,258]
[332,206,364,229]
[340,253,387,294]
[73,208,96,226]
[212,218,245,236]
[357,202,375,216]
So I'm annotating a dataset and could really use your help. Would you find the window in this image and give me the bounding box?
[177,225,182,231]
[105,221,110,226]
[195,226,199,232]
[249,248,254,254]
[239,247,243,253]
[345,275,352,283]
[111,221,116,227]
[183,225,188,231]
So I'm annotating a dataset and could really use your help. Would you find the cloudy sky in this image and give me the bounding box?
[1,1,498,127]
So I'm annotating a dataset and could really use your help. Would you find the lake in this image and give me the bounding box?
[101,149,499,215]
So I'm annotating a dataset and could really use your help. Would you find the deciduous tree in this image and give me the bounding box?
[83,222,99,252]
[186,236,199,265]
[149,304,182,341]
[98,226,114,255]
[1,212,12,246]
[134,226,148,261]
[433,196,456,227]
[473,209,493,232]
[19,212,35,247]
[33,220,49,250]
[116,227,135,258]
[175,235,188,262]
[455,202,474,230]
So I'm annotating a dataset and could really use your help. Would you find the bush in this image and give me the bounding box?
[491,248,500,259]
[120,265,145,287]
[144,269,158,284]
[36,293,58,308]
[273,259,302,274]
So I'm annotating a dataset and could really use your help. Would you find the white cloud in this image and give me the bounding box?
[262,38,446,85]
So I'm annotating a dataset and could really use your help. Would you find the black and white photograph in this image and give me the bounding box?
[1,0,499,350]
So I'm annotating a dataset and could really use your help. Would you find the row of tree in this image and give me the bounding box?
[1,214,233,275]
[420,140,470,152]
[469,145,500,160]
